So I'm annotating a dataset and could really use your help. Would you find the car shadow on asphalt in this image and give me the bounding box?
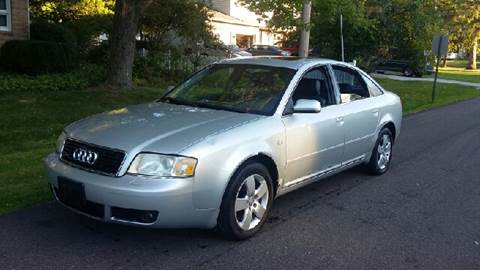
[2,165,374,251]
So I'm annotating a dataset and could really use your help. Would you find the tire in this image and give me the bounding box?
[367,128,393,175]
[217,163,274,240]
[403,67,414,77]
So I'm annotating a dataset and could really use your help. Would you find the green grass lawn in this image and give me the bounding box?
[376,78,480,113]
[0,87,163,214]
[426,67,480,84]
[0,80,479,215]
[444,59,480,69]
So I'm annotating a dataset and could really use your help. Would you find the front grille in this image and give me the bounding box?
[60,138,126,176]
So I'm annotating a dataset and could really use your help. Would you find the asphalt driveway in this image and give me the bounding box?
[1,98,479,270]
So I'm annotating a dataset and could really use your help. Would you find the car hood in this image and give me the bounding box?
[65,102,262,154]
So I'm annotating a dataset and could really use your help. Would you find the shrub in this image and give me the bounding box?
[30,20,77,44]
[0,40,77,75]
[0,64,107,93]
[86,41,110,65]
[30,21,78,62]
[64,15,113,53]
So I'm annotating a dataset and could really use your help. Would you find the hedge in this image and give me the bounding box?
[0,40,78,75]
[0,64,106,93]
[30,20,77,45]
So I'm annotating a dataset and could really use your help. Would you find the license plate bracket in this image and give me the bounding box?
[57,177,86,209]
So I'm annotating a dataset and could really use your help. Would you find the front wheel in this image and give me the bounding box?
[367,128,393,175]
[217,163,274,240]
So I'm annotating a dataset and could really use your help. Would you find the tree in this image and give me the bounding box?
[140,0,215,50]
[107,0,152,88]
[30,0,115,54]
[438,0,480,69]
[238,0,302,31]
[240,0,441,72]
[310,0,376,61]
[30,0,114,22]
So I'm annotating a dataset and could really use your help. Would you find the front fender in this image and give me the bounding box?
[184,118,285,210]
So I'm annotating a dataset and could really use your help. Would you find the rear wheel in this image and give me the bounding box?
[367,128,393,175]
[217,163,273,240]
[403,67,414,77]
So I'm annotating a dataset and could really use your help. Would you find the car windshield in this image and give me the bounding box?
[160,64,296,115]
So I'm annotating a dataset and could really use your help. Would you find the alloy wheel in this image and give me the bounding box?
[234,174,269,231]
[377,134,392,170]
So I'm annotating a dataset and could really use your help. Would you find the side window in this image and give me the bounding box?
[291,67,336,107]
[332,66,370,103]
[362,74,384,97]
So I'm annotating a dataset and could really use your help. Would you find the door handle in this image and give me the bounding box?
[336,116,344,123]
[372,109,379,116]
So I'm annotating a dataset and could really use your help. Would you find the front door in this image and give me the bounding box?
[282,66,344,185]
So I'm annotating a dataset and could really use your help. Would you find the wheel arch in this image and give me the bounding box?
[382,122,397,143]
[227,153,280,197]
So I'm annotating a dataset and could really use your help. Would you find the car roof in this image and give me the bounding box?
[218,56,343,70]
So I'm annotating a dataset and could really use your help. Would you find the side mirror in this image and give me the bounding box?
[293,99,321,113]
[166,85,175,92]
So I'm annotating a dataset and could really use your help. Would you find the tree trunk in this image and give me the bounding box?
[108,0,152,89]
[442,57,447,68]
[467,38,477,70]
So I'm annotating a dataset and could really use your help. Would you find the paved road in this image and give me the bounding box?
[371,73,480,89]
[1,98,480,270]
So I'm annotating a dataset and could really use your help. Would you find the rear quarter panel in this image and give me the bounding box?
[373,91,402,149]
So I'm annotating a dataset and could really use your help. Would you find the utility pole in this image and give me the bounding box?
[340,14,344,62]
[298,0,311,58]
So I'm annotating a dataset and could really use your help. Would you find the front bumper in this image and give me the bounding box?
[43,153,219,229]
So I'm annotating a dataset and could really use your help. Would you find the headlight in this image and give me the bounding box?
[127,153,197,177]
[56,131,67,154]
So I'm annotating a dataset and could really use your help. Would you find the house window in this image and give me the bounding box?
[0,0,11,32]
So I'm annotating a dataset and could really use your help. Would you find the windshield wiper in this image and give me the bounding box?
[159,96,191,106]
[194,102,248,114]
[160,96,248,114]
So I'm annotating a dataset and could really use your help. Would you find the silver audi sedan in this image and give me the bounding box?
[44,57,402,239]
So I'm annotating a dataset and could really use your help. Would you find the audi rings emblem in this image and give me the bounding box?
[72,148,98,165]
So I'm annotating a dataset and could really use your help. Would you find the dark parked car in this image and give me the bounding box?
[375,60,433,77]
[226,45,252,58]
[247,45,290,56]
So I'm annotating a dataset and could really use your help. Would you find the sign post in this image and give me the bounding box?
[431,35,448,103]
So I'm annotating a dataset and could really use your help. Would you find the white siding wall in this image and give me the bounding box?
[209,0,280,47]
[211,21,259,45]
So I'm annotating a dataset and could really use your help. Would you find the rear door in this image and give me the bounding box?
[330,65,380,163]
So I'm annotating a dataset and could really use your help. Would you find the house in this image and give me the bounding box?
[0,0,29,47]
[209,0,282,48]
